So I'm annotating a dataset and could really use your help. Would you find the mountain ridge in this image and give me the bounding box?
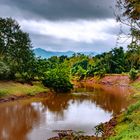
[33,48,97,58]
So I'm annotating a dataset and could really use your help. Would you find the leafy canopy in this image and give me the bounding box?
[0,17,35,81]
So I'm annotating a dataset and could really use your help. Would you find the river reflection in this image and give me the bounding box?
[0,84,131,140]
[0,103,41,140]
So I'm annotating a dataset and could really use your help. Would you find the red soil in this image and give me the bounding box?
[74,75,131,87]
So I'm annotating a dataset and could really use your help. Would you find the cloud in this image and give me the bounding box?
[0,0,128,53]
[30,33,118,53]
[20,19,119,43]
[0,0,115,20]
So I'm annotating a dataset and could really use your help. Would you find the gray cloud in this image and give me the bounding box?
[30,33,119,53]
[0,0,115,20]
[0,0,124,53]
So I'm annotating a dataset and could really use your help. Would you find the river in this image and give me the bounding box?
[0,84,131,140]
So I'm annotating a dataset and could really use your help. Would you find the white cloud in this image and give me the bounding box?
[19,19,119,43]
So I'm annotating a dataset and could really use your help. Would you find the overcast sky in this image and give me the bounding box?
[0,0,129,52]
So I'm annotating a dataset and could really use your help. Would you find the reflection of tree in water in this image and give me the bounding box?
[42,85,130,117]
[74,84,130,115]
[91,90,127,115]
[0,103,41,140]
[42,93,90,122]
[42,93,71,118]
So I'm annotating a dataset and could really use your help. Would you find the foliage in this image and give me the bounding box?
[116,0,140,43]
[116,0,140,78]
[69,47,138,80]
[76,66,87,80]
[92,47,126,74]
[42,64,73,93]
[116,0,140,21]
[126,42,140,70]
[0,60,11,80]
[0,17,35,81]
[129,68,138,80]
[70,48,126,78]
[71,58,89,79]
[94,68,106,78]
[109,47,126,73]
[116,0,140,79]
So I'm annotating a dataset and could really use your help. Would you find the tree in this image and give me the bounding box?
[0,59,10,80]
[117,0,140,70]
[92,47,126,74]
[59,55,68,63]
[116,0,140,44]
[0,18,35,80]
[0,18,20,57]
[109,47,126,73]
[126,42,140,69]
[42,64,73,93]
[117,0,140,20]
[129,67,138,80]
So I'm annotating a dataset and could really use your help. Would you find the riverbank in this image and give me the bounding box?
[50,75,140,140]
[73,74,131,87]
[79,75,140,140]
[0,81,49,103]
[0,75,140,140]
[106,81,140,140]
[0,74,132,102]
[81,75,140,140]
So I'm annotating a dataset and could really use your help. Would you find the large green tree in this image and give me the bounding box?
[0,18,35,80]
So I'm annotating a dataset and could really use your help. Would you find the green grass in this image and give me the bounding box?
[130,82,140,99]
[0,81,49,97]
[126,101,140,115]
[108,99,140,140]
[0,90,7,97]
[108,114,140,140]
[109,122,140,140]
[131,82,140,89]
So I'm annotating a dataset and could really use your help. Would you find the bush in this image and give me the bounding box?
[94,68,106,78]
[0,60,11,80]
[129,68,138,80]
[42,66,73,93]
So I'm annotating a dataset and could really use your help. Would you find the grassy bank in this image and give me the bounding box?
[108,81,140,140]
[0,81,49,97]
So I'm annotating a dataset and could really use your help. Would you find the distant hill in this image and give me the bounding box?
[33,48,97,59]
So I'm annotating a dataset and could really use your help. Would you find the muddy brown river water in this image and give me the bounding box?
[0,84,131,140]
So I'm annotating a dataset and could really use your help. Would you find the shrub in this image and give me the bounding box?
[0,60,11,80]
[94,68,106,78]
[129,68,138,80]
[42,66,73,93]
